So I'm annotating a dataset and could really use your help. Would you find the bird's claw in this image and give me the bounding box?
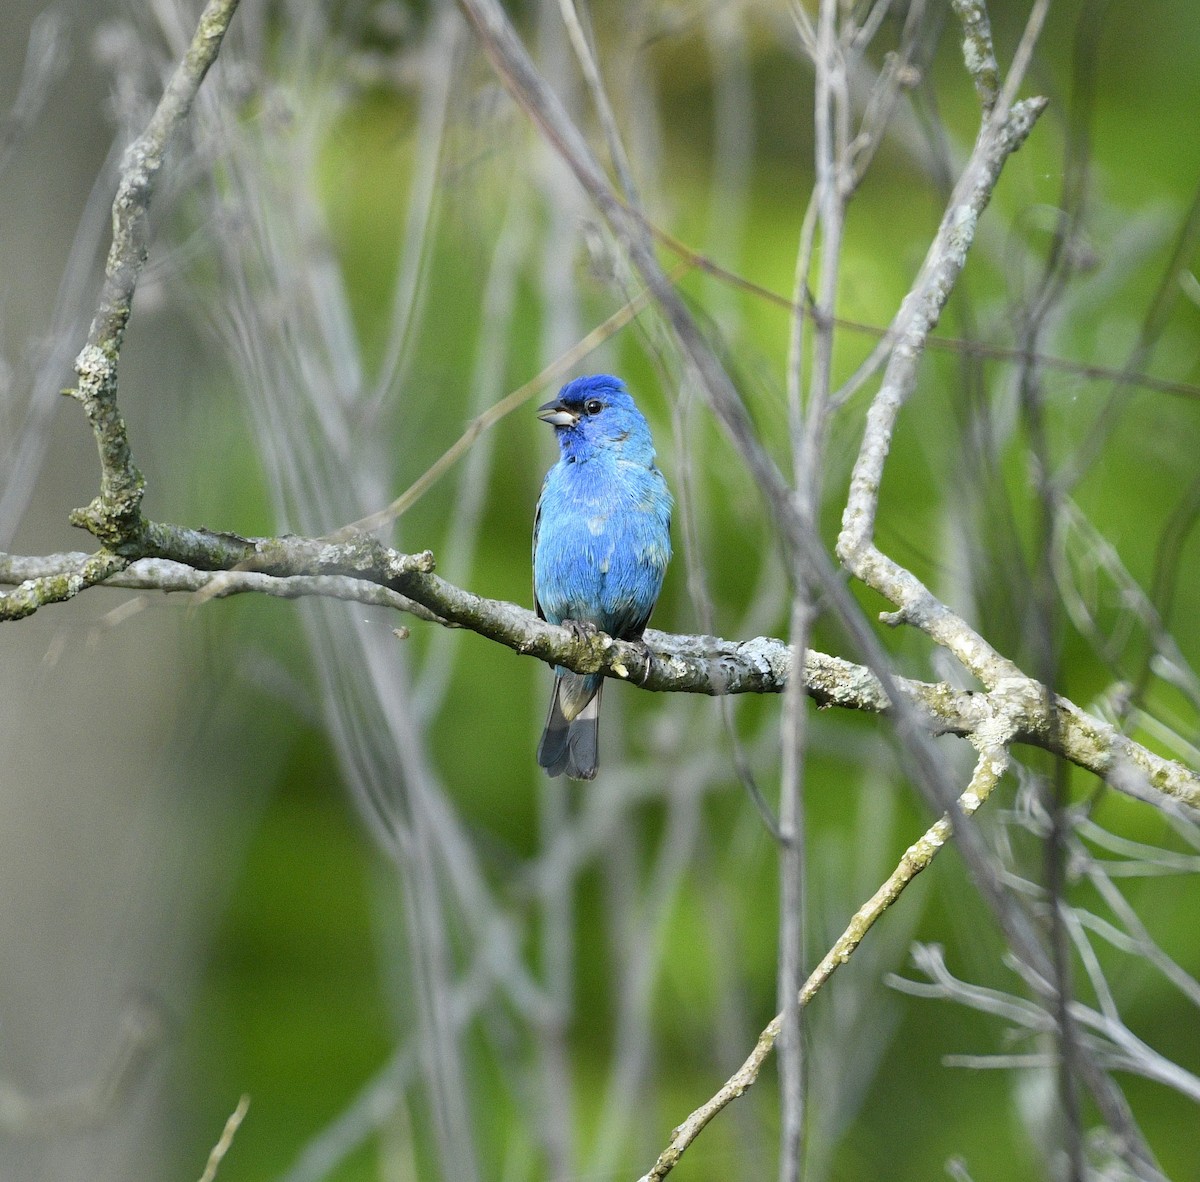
[562,618,599,642]
[633,637,656,686]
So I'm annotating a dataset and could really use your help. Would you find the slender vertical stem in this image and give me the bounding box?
[779,4,851,1172]
[777,596,812,1182]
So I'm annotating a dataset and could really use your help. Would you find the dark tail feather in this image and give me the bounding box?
[537,673,603,781]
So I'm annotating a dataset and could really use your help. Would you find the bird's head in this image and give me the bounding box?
[537,374,656,462]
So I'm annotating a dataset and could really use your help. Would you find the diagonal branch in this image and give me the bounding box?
[636,740,1012,1182]
[65,0,240,547]
[836,95,1047,688]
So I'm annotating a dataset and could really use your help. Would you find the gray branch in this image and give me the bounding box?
[836,95,1047,688]
[2,545,1196,814]
[65,0,240,548]
[950,0,1000,110]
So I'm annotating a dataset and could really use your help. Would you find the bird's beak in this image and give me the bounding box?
[537,398,579,427]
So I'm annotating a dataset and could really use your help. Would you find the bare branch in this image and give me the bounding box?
[3,546,1197,815]
[0,550,130,620]
[950,0,1000,110]
[0,9,69,176]
[65,0,240,547]
[836,95,1047,687]
[637,741,1011,1182]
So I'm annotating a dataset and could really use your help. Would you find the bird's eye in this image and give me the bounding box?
[584,398,603,415]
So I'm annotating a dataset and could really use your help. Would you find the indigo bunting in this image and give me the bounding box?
[533,374,672,780]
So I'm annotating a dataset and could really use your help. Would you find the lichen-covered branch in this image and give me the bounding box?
[950,0,1000,110]
[65,0,240,547]
[0,550,131,621]
[2,545,1197,812]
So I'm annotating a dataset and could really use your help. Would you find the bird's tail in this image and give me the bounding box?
[537,671,603,781]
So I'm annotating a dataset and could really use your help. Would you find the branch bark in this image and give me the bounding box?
[3,546,1196,813]
[66,0,240,547]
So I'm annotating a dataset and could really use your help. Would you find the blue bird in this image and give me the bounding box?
[533,374,672,780]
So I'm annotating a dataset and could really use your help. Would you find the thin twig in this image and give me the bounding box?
[329,264,690,539]
[198,1095,251,1182]
[637,742,1011,1182]
[835,95,1047,687]
[556,0,640,203]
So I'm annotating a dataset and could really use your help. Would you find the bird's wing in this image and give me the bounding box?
[624,474,671,638]
[532,484,546,621]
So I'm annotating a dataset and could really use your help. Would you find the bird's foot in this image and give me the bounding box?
[561,618,599,642]
[631,636,656,686]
